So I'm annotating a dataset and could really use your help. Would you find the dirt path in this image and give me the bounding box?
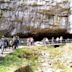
[0,45,27,57]
[0,48,13,57]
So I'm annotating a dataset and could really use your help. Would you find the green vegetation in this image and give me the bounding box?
[38,9,54,16]
[0,47,40,72]
[31,3,42,7]
[0,44,72,72]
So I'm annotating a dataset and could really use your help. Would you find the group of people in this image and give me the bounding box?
[26,36,63,46]
[0,35,64,54]
[43,36,63,45]
[0,35,20,54]
[27,37,34,46]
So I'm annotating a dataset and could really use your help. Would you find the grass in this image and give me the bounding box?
[0,47,40,72]
[0,44,72,72]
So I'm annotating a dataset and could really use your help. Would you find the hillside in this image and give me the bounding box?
[0,44,72,72]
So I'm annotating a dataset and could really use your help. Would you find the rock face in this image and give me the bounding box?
[0,0,70,36]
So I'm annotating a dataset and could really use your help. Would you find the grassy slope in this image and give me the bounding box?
[0,44,72,72]
[0,46,40,72]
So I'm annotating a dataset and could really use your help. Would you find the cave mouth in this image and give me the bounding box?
[15,65,33,72]
[1,28,72,41]
[16,28,72,41]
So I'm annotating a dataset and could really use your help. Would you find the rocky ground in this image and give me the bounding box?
[31,44,72,72]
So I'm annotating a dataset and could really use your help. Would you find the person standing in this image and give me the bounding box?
[51,37,54,44]
[1,36,9,54]
[30,37,34,45]
[43,37,49,45]
[27,37,30,46]
[12,36,20,49]
[56,37,60,43]
[27,37,34,46]
[60,36,63,43]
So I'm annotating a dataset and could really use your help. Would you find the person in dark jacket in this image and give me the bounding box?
[12,36,20,49]
[1,36,9,54]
